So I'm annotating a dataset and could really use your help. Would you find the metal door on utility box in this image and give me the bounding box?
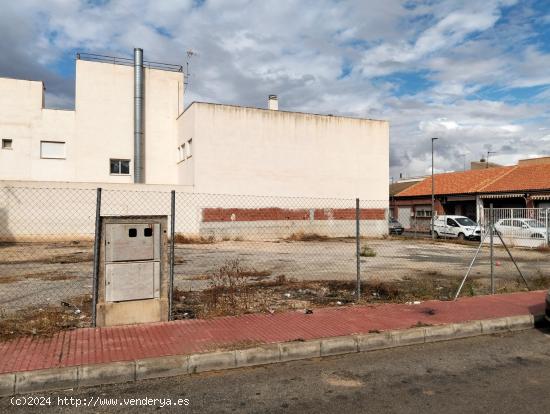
[105,223,160,262]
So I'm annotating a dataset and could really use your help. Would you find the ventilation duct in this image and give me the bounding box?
[134,48,145,183]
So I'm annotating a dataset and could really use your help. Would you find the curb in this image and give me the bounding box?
[0,314,541,396]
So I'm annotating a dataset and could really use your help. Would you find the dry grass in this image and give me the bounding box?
[174,234,216,244]
[172,262,486,320]
[360,244,376,257]
[0,273,78,284]
[285,232,329,242]
[0,295,92,340]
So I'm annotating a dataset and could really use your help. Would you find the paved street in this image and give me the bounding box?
[2,326,550,413]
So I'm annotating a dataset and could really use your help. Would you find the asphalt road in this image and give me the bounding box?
[2,327,550,413]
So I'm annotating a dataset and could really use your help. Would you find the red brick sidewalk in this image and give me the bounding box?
[0,291,545,375]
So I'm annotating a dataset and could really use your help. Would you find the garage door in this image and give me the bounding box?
[398,207,411,229]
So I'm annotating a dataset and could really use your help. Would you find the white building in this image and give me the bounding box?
[0,50,389,200]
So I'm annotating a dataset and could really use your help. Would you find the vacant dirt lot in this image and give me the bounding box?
[0,237,548,314]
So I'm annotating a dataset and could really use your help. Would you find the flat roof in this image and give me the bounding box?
[182,101,388,123]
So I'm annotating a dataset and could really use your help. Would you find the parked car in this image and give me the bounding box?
[494,218,548,239]
[388,217,404,235]
[546,289,550,323]
[432,215,481,240]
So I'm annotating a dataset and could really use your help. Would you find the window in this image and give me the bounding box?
[415,206,433,217]
[2,139,12,150]
[446,218,458,227]
[40,141,65,159]
[110,159,130,175]
[177,143,186,162]
[186,139,192,158]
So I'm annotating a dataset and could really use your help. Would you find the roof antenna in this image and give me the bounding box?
[185,50,197,88]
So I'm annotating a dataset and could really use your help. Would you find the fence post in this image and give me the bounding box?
[91,187,102,327]
[355,198,361,301]
[546,208,549,248]
[490,203,494,295]
[169,190,176,320]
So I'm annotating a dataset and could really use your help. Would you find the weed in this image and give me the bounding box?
[285,232,329,242]
[530,270,550,290]
[360,244,376,257]
[174,234,215,244]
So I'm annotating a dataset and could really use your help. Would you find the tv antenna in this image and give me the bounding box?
[185,50,197,87]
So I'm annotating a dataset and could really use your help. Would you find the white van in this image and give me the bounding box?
[432,215,481,240]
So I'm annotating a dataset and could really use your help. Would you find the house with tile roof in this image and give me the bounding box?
[390,157,550,231]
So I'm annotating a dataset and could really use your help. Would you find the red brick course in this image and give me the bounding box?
[202,208,386,222]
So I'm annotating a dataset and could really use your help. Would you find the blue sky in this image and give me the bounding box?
[1,0,550,177]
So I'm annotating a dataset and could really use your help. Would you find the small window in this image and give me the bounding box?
[40,141,65,159]
[128,228,137,237]
[144,228,153,237]
[177,143,186,162]
[446,218,457,227]
[110,159,130,175]
[186,139,192,158]
[2,139,12,150]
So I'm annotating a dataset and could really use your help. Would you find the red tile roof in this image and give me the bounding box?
[396,163,550,197]
[483,163,550,193]
[396,167,514,197]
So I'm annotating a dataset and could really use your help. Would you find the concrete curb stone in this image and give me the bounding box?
[78,361,136,388]
[279,340,321,362]
[188,351,236,374]
[15,367,78,394]
[356,331,394,351]
[320,336,358,356]
[480,317,509,334]
[136,355,189,381]
[236,344,280,368]
[0,373,15,397]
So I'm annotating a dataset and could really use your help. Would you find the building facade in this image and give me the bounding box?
[0,51,389,201]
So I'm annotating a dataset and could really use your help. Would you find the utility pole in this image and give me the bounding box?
[486,151,496,168]
[431,137,439,239]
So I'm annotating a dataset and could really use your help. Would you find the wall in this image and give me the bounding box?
[186,103,389,202]
[0,60,184,185]
[0,181,387,241]
[74,60,183,184]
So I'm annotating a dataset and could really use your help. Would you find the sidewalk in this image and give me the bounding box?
[0,290,545,376]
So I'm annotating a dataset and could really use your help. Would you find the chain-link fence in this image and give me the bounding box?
[2,187,550,336]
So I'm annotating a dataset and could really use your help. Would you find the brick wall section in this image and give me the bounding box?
[202,208,386,222]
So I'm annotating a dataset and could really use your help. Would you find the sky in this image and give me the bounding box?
[1,0,550,179]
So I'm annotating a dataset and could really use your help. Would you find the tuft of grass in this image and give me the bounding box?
[530,270,550,290]
[174,234,216,244]
[360,244,376,257]
[285,232,329,242]
[0,295,91,340]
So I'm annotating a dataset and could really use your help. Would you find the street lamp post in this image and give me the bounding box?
[431,137,439,239]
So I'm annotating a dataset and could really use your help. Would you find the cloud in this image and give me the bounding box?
[1,0,550,179]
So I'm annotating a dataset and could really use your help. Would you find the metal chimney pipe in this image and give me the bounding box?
[134,48,145,183]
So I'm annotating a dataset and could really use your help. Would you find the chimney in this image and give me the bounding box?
[268,94,278,110]
[134,48,145,183]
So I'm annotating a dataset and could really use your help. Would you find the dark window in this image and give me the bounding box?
[128,228,137,237]
[110,159,130,175]
[447,218,457,227]
[2,139,12,150]
[144,228,153,237]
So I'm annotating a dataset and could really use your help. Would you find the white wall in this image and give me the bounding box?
[0,60,184,185]
[183,103,389,201]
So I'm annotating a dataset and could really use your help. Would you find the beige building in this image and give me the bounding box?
[0,50,389,201]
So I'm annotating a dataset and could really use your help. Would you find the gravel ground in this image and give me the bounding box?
[1,238,549,311]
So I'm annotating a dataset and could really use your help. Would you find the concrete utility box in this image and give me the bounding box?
[96,216,168,327]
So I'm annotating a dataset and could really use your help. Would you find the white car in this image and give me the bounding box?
[432,215,481,240]
[494,218,547,239]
